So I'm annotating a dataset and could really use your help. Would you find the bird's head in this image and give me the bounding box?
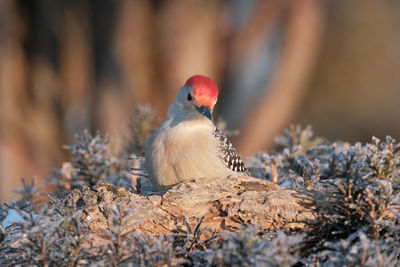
[174,75,218,120]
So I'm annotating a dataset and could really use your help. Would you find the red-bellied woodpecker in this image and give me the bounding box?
[145,75,247,189]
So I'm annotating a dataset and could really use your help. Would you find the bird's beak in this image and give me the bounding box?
[195,105,212,120]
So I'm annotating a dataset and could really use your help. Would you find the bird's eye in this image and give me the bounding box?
[187,93,193,101]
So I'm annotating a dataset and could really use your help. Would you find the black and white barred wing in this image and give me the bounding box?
[213,128,248,174]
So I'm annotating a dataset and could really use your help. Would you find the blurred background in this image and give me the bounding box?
[1,0,400,202]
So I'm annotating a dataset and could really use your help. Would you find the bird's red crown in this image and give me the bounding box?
[185,75,218,109]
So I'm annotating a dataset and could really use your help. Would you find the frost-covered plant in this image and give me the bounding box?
[48,130,133,190]
[21,207,89,266]
[247,125,326,188]
[247,126,400,261]
[103,205,142,266]
[48,130,111,189]
[211,225,303,267]
[307,136,400,244]
[274,125,325,153]
[1,179,90,266]
[171,215,217,265]
[304,229,400,267]
[11,177,43,212]
[123,232,176,266]
[92,204,176,266]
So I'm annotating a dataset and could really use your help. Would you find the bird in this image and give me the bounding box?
[145,75,247,190]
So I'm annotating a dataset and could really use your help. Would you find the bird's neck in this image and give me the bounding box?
[168,102,211,122]
[166,102,215,130]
